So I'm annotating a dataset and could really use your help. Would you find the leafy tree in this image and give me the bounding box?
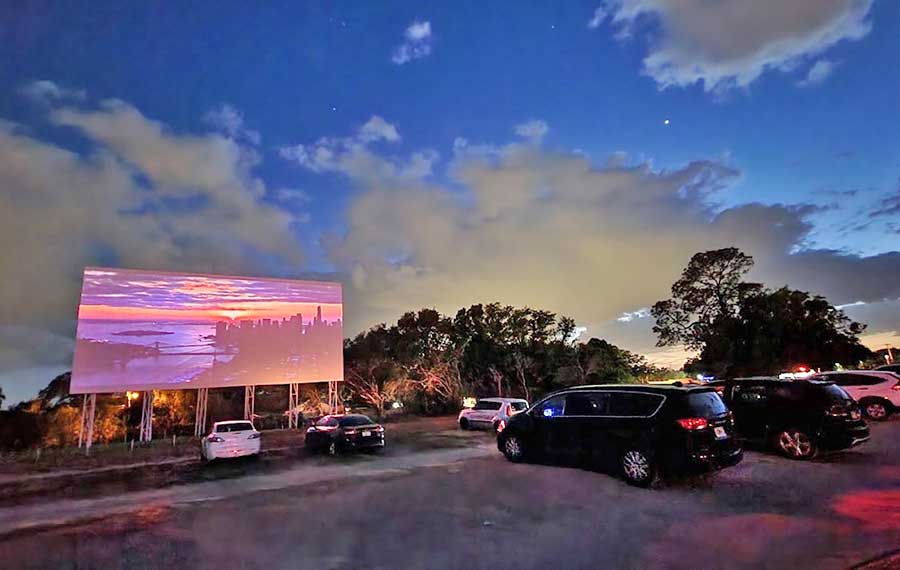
[655,248,872,376]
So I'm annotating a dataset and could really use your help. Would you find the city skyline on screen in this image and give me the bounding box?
[71,267,343,394]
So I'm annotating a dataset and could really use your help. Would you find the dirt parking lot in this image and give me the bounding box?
[0,418,897,569]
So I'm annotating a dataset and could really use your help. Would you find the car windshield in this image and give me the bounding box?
[685,392,729,417]
[215,422,254,433]
[339,415,375,427]
[316,416,340,427]
[473,400,502,411]
[819,384,853,403]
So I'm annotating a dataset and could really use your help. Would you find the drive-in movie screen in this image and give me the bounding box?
[71,268,343,393]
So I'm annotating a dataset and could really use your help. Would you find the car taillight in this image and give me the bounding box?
[248,432,261,439]
[344,429,357,435]
[374,426,385,432]
[676,417,708,430]
[893,383,900,392]
[208,435,224,443]
[496,420,506,433]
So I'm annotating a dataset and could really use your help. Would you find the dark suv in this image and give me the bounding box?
[496,385,743,487]
[714,378,869,459]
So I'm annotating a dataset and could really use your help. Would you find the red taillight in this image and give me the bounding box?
[344,429,357,435]
[892,383,900,392]
[496,420,506,433]
[676,417,708,430]
[374,426,384,432]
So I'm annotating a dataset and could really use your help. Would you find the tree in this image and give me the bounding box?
[0,386,5,408]
[652,247,756,350]
[655,248,873,376]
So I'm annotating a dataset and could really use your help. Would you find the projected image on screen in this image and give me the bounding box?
[71,268,343,394]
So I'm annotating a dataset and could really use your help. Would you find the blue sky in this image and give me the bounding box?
[1,1,898,404]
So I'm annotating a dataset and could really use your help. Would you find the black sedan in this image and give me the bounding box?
[304,414,385,455]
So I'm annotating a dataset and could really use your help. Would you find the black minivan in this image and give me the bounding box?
[496,385,743,487]
[712,378,869,459]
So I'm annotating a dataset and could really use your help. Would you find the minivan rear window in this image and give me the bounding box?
[685,392,728,417]
[510,402,528,412]
[473,400,503,411]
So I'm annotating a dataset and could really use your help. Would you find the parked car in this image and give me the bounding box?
[458,397,528,432]
[875,363,900,375]
[813,370,900,420]
[201,420,261,462]
[716,378,869,459]
[305,414,385,455]
[496,385,742,487]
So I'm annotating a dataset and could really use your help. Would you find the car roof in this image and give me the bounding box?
[213,420,254,425]
[725,377,836,386]
[479,397,528,403]
[817,370,898,379]
[557,384,714,395]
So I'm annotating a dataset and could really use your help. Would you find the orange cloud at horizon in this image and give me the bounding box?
[78,301,343,323]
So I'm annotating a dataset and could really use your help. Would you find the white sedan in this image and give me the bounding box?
[458,397,529,432]
[201,420,261,461]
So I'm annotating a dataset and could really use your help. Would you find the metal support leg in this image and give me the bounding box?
[328,381,339,414]
[195,388,209,437]
[244,385,255,421]
[288,383,300,429]
[79,394,96,452]
[139,391,154,443]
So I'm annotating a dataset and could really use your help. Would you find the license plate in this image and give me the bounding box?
[713,426,727,439]
[362,430,371,437]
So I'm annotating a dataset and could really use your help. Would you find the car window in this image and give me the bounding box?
[536,395,566,418]
[818,384,853,404]
[473,400,503,411]
[683,392,728,417]
[876,364,900,373]
[830,373,882,386]
[510,401,528,412]
[316,416,340,427]
[732,383,768,404]
[609,392,664,417]
[339,415,374,427]
[565,392,609,416]
[216,422,253,433]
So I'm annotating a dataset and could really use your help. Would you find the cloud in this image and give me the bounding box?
[600,0,873,92]
[323,130,899,364]
[392,20,433,65]
[798,59,835,87]
[0,95,305,398]
[279,116,437,180]
[203,103,261,145]
[588,6,608,29]
[514,120,549,144]
[19,80,86,104]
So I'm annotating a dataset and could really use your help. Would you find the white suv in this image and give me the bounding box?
[815,371,900,420]
[458,397,528,432]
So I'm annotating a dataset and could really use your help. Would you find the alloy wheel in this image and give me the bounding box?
[865,402,888,420]
[503,436,523,461]
[778,429,813,458]
[622,451,650,482]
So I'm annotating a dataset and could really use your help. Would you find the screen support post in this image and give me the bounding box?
[195,388,209,437]
[328,380,339,414]
[78,393,97,453]
[244,385,256,421]
[139,391,154,443]
[288,383,300,429]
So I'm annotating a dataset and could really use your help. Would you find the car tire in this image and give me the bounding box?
[501,434,526,463]
[459,418,470,430]
[620,449,658,488]
[860,398,892,421]
[775,428,818,460]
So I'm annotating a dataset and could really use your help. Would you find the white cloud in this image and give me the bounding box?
[279,116,437,180]
[19,80,86,104]
[588,6,608,29]
[0,95,306,397]
[798,59,835,87]
[392,20,434,65]
[203,103,261,145]
[600,0,873,92]
[324,129,899,363]
[514,120,550,144]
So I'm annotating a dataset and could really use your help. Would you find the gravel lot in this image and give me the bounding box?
[0,418,896,569]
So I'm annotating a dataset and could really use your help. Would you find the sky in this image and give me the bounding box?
[1,1,899,404]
